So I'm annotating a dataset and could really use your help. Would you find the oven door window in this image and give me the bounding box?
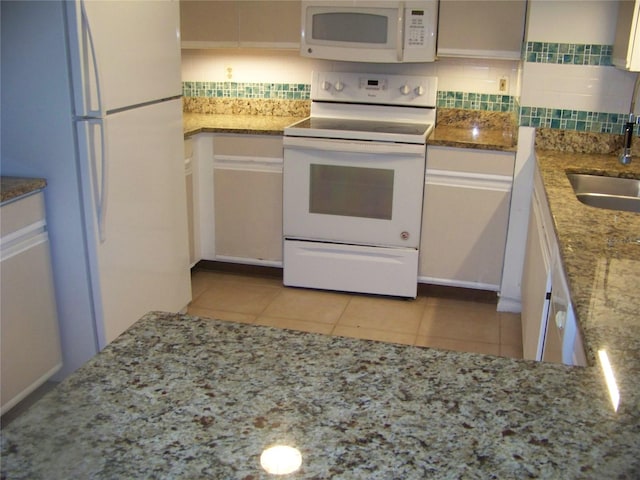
[309,164,393,220]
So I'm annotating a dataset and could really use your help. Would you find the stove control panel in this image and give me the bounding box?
[311,71,437,107]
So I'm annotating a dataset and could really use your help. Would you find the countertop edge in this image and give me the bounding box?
[0,176,47,205]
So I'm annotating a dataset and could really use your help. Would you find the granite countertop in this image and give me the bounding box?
[183,108,518,153]
[184,112,304,138]
[535,150,640,366]
[428,125,517,152]
[2,310,638,479]
[0,176,46,204]
[428,108,518,152]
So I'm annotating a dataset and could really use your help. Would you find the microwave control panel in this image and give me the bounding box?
[402,0,438,62]
[406,9,427,47]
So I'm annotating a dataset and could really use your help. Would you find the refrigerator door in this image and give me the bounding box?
[2,0,103,378]
[67,0,182,115]
[77,98,192,345]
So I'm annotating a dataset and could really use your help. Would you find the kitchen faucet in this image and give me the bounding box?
[619,114,634,165]
[619,73,640,165]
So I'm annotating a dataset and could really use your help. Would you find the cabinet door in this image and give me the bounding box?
[437,0,526,59]
[238,1,301,48]
[521,171,553,362]
[185,140,197,266]
[214,169,283,262]
[180,1,239,47]
[613,0,640,71]
[419,147,514,290]
[420,182,511,290]
[1,193,62,414]
[180,0,301,49]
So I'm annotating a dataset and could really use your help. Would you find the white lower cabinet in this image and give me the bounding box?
[1,191,62,414]
[521,162,586,366]
[419,146,515,291]
[184,138,197,266]
[212,134,283,265]
[521,166,553,361]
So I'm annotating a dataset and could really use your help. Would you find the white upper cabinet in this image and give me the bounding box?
[613,0,640,71]
[180,0,301,49]
[437,0,527,60]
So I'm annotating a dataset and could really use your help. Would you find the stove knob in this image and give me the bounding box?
[334,81,345,92]
[415,85,425,96]
[321,80,332,91]
[400,84,411,95]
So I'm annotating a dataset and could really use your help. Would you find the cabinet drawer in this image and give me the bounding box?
[214,134,283,159]
[1,191,46,236]
[427,146,515,176]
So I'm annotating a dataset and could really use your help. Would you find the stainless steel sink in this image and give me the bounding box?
[567,173,640,213]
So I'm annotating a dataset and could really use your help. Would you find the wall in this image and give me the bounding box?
[521,0,639,133]
[182,1,639,133]
[182,50,519,113]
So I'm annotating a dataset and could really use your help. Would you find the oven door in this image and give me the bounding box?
[283,135,426,248]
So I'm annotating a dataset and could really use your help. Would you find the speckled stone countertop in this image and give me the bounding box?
[183,112,304,137]
[183,107,518,152]
[428,108,517,152]
[535,150,640,365]
[0,176,46,204]
[1,310,639,478]
[183,97,309,138]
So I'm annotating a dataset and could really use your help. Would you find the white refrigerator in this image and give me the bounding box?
[1,0,192,378]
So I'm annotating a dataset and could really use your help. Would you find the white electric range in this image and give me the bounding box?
[283,71,437,298]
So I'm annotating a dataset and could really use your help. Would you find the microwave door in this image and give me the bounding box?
[300,1,438,63]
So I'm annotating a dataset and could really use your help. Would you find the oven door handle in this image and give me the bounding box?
[283,136,425,156]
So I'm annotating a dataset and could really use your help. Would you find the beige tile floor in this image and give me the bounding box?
[188,268,523,359]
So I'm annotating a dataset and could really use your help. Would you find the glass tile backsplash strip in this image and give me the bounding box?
[525,42,613,66]
[520,107,638,136]
[437,91,515,112]
[183,81,310,100]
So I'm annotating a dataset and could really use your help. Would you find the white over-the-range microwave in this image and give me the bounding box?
[300,1,438,63]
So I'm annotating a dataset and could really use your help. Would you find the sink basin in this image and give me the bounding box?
[567,173,640,213]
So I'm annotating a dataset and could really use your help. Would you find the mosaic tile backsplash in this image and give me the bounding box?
[520,107,635,135]
[436,91,515,112]
[183,82,516,113]
[183,81,310,100]
[525,42,613,66]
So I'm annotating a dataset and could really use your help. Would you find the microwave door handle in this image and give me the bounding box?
[397,3,404,62]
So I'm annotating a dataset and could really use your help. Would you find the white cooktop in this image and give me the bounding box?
[285,71,437,144]
[285,116,433,144]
